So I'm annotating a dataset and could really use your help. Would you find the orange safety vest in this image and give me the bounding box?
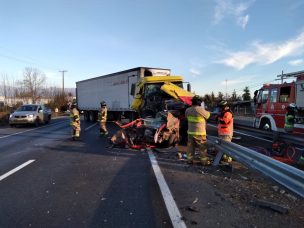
[218,110,233,136]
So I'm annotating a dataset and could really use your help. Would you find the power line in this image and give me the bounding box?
[0,48,59,72]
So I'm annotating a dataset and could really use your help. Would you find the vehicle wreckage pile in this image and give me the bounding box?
[111,110,181,149]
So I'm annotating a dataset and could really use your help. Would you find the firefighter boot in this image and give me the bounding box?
[200,157,211,166]
[187,153,194,164]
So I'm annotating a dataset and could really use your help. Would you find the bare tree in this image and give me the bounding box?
[0,73,9,99]
[19,67,46,104]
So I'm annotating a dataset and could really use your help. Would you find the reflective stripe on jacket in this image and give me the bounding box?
[218,110,233,137]
[98,107,107,122]
[185,106,210,136]
[70,108,80,124]
[284,114,295,129]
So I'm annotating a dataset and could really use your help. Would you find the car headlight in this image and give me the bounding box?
[9,114,13,118]
[28,114,34,118]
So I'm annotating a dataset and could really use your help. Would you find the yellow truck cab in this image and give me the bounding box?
[131,75,193,117]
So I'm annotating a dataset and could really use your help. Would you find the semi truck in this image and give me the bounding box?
[76,67,193,121]
[253,70,304,134]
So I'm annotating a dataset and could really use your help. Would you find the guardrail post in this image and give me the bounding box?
[212,139,224,166]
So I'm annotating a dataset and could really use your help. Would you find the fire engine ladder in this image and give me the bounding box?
[277,70,304,83]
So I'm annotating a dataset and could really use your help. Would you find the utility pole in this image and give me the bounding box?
[59,70,67,94]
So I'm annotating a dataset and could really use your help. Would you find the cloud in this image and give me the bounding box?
[218,32,304,70]
[213,0,254,29]
[288,59,304,66]
[189,68,201,76]
[237,15,249,29]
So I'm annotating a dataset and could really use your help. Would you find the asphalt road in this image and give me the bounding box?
[0,117,303,228]
[0,117,171,228]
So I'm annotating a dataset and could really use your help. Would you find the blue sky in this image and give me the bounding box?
[0,0,304,97]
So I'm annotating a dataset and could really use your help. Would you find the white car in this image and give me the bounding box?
[9,104,52,127]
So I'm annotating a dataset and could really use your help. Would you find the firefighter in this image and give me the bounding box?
[218,100,234,162]
[185,95,211,165]
[284,103,297,133]
[70,103,81,140]
[98,101,108,136]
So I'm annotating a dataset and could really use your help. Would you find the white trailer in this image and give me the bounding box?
[76,67,171,121]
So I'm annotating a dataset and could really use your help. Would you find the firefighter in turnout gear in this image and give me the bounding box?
[284,103,297,133]
[185,95,211,165]
[98,101,108,136]
[218,100,233,162]
[70,103,81,140]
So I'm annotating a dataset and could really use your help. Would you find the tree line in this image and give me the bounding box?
[202,87,251,109]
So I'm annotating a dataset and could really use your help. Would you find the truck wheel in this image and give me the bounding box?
[89,111,94,122]
[260,119,272,131]
[84,111,90,122]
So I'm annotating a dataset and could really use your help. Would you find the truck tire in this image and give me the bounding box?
[259,119,272,131]
[84,111,90,122]
[89,111,95,122]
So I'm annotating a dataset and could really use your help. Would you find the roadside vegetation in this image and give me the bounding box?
[0,67,75,126]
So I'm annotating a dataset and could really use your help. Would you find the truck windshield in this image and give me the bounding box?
[144,82,183,98]
[17,105,38,111]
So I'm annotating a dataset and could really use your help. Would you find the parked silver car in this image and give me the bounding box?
[9,104,52,127]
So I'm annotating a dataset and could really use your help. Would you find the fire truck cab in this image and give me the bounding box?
[254,71,304,134]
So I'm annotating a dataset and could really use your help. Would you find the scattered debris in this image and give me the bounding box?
[186,206,200,212]
[253,199,289,214]
[285,193,297,201]
[239,174,249,181]
[272,185,279,192]
[192,197,199,204]
[191,220,198,225]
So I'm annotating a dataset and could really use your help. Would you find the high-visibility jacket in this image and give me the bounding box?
[284,113,295,131]
[185,106,210,136]
[70,108,80,123]
[218,110,233,137]
[98,106,107,122]
[70,108,81,132]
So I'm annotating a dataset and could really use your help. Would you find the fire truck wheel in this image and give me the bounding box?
[259,119,272,131]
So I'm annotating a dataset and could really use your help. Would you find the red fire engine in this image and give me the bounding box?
[254,70,304,134]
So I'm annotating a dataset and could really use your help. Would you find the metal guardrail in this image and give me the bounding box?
[235,125,304,148]
[208,136,304,198]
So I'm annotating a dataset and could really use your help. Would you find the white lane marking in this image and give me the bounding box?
[0,121,67,139]
[147,149,186,228]
[0,160,35,181]
[84,122,98,132]
[208,123,272,143]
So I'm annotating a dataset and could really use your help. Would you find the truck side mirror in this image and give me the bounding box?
[130,83,136,96]
[187,83,191,92]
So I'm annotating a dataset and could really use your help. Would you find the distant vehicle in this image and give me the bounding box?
[253,70,304,134]
[9,104,52,127]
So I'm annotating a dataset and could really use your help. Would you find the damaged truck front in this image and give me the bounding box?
[130,75,194,146]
